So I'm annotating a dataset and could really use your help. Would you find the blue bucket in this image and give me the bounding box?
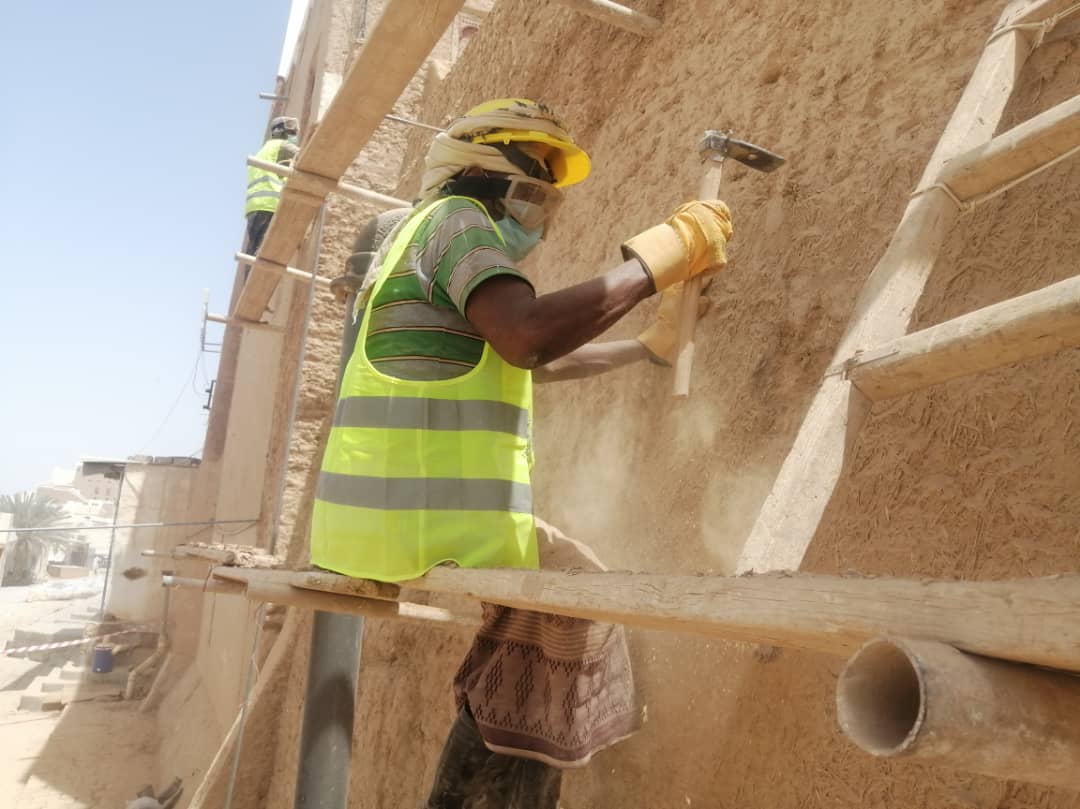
[91,645,114,673]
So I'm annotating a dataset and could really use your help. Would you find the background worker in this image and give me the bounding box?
[243,116,300,257]
[312,98,732,808]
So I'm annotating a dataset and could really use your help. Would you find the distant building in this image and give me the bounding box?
[75,464,122,503]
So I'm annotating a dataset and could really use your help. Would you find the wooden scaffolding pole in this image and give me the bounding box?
[209,565,1080,673]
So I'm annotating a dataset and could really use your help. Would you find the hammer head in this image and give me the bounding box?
[698,131,785,173]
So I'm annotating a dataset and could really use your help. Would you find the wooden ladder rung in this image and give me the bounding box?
[933,92,1080,206]
[843,273,1080,400]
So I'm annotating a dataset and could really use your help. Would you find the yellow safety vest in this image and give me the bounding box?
[310,198,538,582]
[245,139,288,215]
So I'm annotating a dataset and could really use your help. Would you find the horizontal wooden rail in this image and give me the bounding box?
[206,312,285,334]
[845,273,1080,400]
[210,566,1080,673]
[934,92,1080,204]
[245,156,411,210]
[549,0,661,36]
[235,252,331,288]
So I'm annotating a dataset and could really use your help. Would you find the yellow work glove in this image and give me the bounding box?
[636,281,712,366]
[622,200,733,292]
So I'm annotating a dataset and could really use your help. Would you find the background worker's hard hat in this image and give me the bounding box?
[457,98,590,188]
[270,116,300,135]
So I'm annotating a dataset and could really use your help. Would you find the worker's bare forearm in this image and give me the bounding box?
[466,259,655,369]
[533,340,649,383]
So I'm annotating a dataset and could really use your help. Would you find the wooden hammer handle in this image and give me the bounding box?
[672,161,725,397]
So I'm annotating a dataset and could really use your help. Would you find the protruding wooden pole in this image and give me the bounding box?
[837,637,1080,790]
[549,0,661,36]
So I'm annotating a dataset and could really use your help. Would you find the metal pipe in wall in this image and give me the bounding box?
[294,611,361,809]
[292,207,411,809]
[836,636,1080,790]
[292,212,369,809]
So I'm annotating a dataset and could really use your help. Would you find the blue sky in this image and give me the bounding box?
[0,1,294,493]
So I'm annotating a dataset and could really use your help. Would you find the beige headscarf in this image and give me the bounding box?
[418,103,575,201]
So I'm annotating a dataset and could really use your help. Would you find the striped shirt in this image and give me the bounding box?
[364,197,532,381]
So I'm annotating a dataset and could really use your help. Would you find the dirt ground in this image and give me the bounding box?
[0,589,160,809]
[202,0,1080,807]
[0,700,159,809]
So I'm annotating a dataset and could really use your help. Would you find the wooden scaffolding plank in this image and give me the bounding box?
[846,274,1080,400]
[212,566,403,600]
[939,93,1080,203]
[244,581,479,627]
[210,566,1080,672]
[735,18,1032,575]
[234,0,465,322]
[206,568,476,626]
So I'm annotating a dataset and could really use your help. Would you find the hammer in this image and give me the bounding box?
[672,131,786,397]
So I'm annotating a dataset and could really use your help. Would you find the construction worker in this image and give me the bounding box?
[312,98,732,808]
[243,116,300,256]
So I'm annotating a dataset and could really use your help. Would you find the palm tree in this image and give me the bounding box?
[0,492,73,586]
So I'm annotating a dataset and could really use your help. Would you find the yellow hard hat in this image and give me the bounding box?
[457,98,591,188]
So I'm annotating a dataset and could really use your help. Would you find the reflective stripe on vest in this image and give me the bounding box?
[310,198,538,583]
[245,139,287,215]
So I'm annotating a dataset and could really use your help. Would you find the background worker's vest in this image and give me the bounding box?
[310,198,538,582]
[245,139,289,215]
